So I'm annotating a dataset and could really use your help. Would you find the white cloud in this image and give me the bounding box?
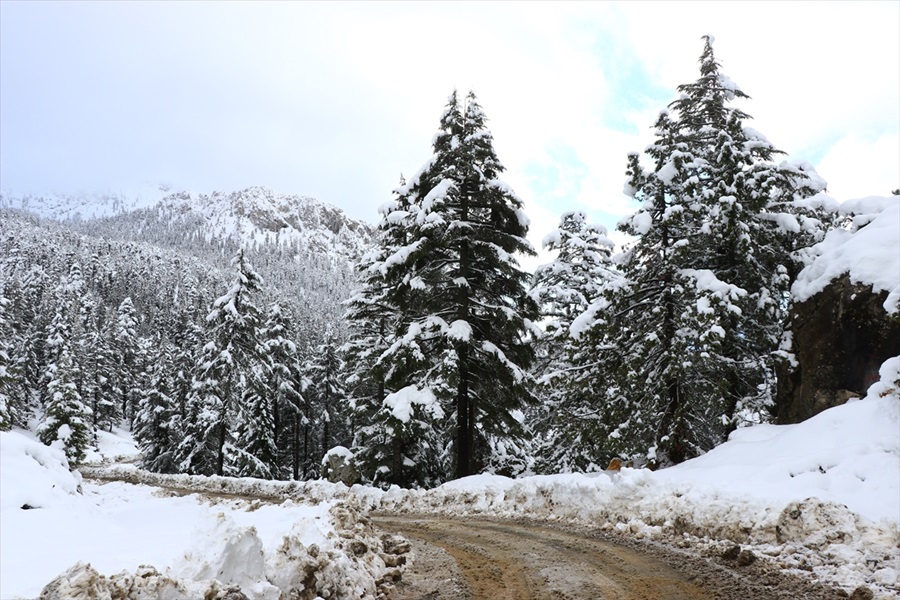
[817,132,900,199]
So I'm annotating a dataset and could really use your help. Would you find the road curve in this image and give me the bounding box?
[372,515,849,600]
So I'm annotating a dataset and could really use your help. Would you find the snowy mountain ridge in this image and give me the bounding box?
[155,186,376,257]
[0,184,173,221]
[1,185,377,259]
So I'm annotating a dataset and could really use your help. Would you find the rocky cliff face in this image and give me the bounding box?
[776,275,900,424]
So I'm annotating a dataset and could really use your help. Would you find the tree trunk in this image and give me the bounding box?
[302,422,309,479]
[273,394,280,450]
[292,419,299,480]
[216,418,226,476]
[456,348,470,478]
[455,179,472,479]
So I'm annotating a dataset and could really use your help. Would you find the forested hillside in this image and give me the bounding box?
[0,186,374,478]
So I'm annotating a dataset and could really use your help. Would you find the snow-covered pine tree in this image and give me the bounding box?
[303,338,348,462]
[529,211,622,472]
[170,306,203,422]
[112,297,143,427]
[7,264,50,425]
[602,36,827,465]
[175,249,272,477]
[233,373,278,479]
[38,322,92,465]
[664,35,827,434]
[372,90,539,480]
[263,303,305,479]
[0,286,17,431]
[531,212,616,341]
[345,175,452,487]
[598,106,731,466]
[133,336,181,473]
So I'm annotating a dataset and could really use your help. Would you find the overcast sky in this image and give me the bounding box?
[1,1,898,245]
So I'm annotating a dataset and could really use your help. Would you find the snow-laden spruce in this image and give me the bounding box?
[570,36,828,466]
[528,210,623,473]
[347,90,538,487]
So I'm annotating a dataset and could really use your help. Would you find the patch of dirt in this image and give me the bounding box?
[373,515,852,600]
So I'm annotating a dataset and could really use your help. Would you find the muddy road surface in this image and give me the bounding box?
[373,515,849,600]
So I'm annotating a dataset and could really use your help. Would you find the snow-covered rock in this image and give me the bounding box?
[777,195,900,422]
[793,195,899,313]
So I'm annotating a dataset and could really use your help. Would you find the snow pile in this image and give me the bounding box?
[82,425,141,465]
[793,195,900,312]
[0,431,404,600]
[0,430,83,512]
[383,385,442,423]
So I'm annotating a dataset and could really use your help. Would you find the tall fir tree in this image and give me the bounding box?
[175,249,272,477]
[113,297,143,426]
[0,288,17,431]
[351,91,538,483]
[346,180,448,488]
[598,36,826,465]
[303,338,347,461]
[38,326,92,465]
[264,303,305,479]
[133,337,181,473]
[666,37,826,432]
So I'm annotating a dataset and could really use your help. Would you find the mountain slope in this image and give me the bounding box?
[2,186,378,343]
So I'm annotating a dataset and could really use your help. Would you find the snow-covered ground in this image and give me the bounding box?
[0,429,394,600]
[2,358,898,599]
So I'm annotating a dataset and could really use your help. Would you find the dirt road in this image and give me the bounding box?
[80,470,854,600]
[372,515,849,600]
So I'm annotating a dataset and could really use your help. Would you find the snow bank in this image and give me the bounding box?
[0,429,83,512]
[1,434,402,600]
[651,388,900,522]
[82,425,141,465]
[793,196,899,312]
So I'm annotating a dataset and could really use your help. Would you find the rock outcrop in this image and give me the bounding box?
[776,277,900,424]
[775,196,899,424]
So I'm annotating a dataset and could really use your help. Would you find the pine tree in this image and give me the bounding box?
[529,211,621,472]
[175,249,271,477]
[38,329,92,465]
[233,378,278,479]
[12,266,51,425]
[88,325,119,432]
[113,297,142,426]
[663,36,826,434]
[346,179,450,487]
[359,91,539,481]
[133,338,180,473]
[303,338,347,460]
[600,36,826,465]
[170,306,203,421]
[0,288,17,431]
[264,303,305,479]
